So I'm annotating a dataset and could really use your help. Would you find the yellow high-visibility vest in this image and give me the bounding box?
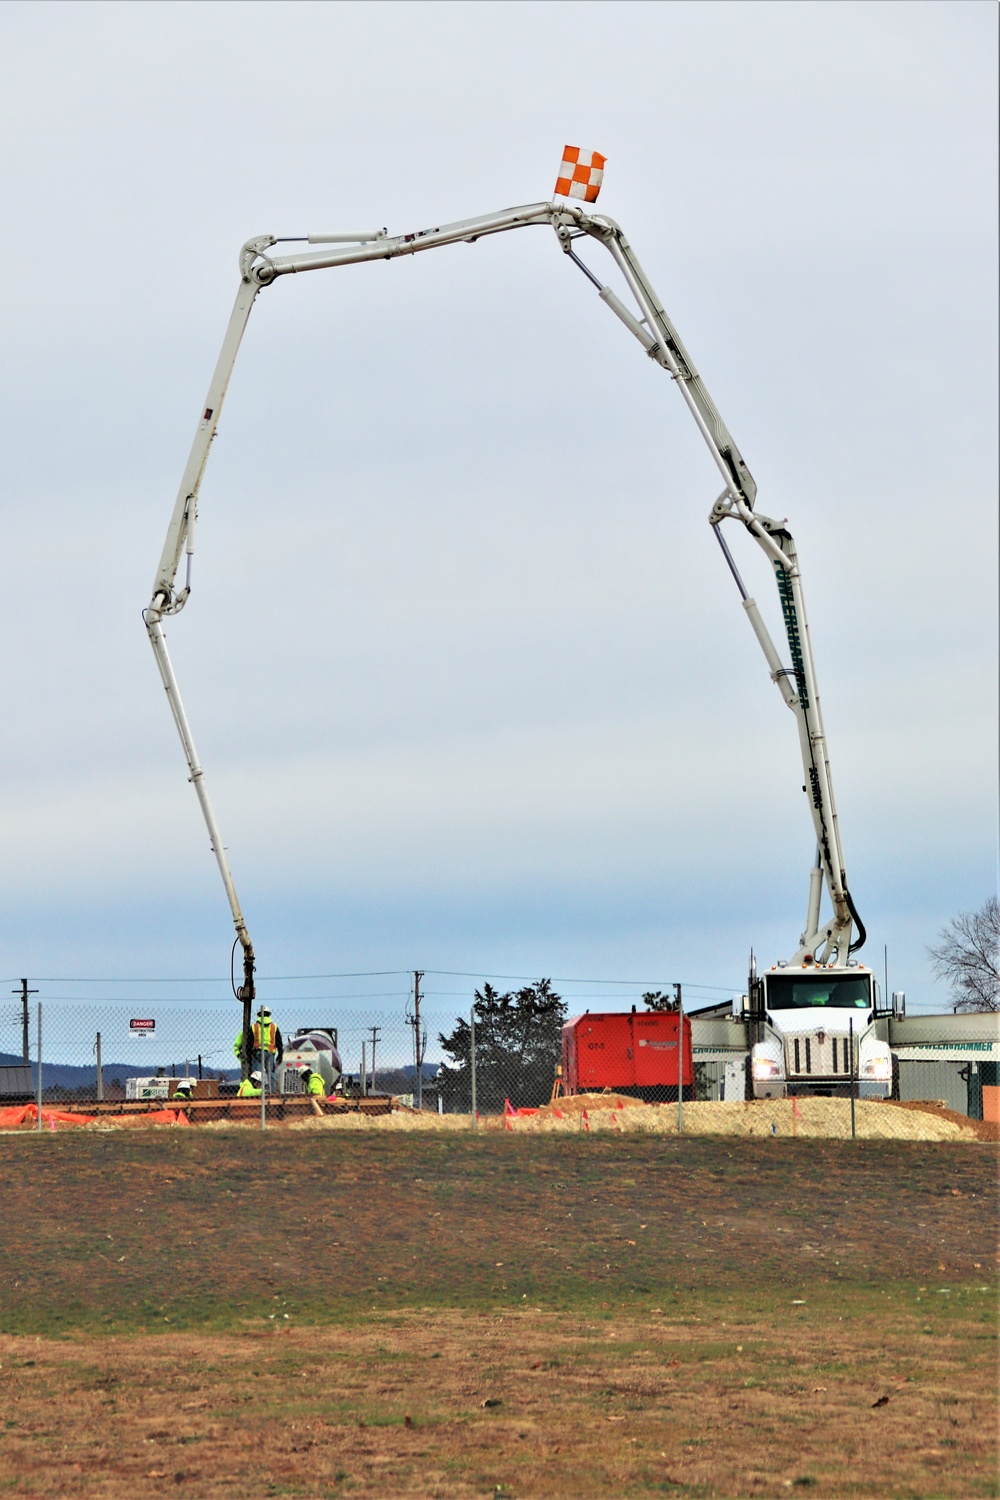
[253,1020,277,1053]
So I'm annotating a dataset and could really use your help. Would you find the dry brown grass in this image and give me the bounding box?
[0,1129,994,1496]
[1,1302,996,1497]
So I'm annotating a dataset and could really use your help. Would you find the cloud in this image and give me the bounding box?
[0,1,994,1011]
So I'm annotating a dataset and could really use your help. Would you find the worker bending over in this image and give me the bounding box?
[237,1070,263,1098]
[299,1065,326,1097]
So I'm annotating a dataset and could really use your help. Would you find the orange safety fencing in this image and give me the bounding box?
[0,1104,189,1130]
[504,1098,542,1132]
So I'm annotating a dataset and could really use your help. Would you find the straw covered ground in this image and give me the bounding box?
[2,1095,990,1142]
[277,1094,985,1142]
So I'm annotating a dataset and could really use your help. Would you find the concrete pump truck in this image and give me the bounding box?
[145,148,891,1095]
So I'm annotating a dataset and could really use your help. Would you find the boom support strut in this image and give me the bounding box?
[145,196,863,992]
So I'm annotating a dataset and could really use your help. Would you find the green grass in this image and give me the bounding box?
[0,1131,994,1336]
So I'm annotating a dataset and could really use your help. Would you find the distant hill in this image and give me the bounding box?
[0,1051,238,1092]
[1,1052,438,1097]
[339,1062,440,1089]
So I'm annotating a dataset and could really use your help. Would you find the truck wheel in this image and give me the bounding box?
[891,1054,900,1101]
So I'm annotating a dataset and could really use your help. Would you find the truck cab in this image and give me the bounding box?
[748,962,893,1099]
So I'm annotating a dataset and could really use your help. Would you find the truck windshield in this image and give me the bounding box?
[766,974,870,1009]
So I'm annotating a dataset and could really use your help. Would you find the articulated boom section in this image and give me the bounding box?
[145,193,862,1000]
[709,490,863,966]
[765,524,863,965]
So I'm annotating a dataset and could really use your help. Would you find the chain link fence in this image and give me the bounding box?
[0,1002,430,1106]
[895,1056,998,1121]
[690,1052,998,1120]
[0,998,571,1114]
[1,988,996,1122]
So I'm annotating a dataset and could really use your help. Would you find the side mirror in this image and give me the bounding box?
[732,993,748,1018]
[892,990,906,1020]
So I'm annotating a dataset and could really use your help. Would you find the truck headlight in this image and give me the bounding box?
[752,1057,782,1080]
[862,1056,892,1081]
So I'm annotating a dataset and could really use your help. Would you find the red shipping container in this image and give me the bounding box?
[562,1010,694,1101]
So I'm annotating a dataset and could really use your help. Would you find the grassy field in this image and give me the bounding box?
[0,1131,995,1496]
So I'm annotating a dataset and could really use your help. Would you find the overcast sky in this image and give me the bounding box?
[0,0,995,1031]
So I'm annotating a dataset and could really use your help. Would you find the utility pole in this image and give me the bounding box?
[13,980,37,1066]
[368,1025,381,1096]
[413,971,424,1111]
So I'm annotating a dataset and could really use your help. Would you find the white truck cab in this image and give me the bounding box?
[749,962,893,1099]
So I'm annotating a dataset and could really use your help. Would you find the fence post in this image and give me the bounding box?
[368,1025,380,1095]
[470,1008,477,1130]
[361,1042,367,1097]
[36,1002,42,1132]
[261,1040,267,1132]
[96,1032,104,1103]
[849,1015,856,1139]
[674,983,684,1134]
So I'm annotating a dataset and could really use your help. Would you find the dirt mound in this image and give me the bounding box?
[13,1095,984,1142]
[890,1098,1000,1143]
[502,1096,980,1141]
[282,1097,985,1140]
[537,1093,638,1117]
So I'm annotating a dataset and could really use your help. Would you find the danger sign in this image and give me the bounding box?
[129,1018,155,1035]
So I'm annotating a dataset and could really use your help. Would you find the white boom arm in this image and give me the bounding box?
[146,197,864,1015]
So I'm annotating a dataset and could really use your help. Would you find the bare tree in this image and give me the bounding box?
[927,896,1000,1012]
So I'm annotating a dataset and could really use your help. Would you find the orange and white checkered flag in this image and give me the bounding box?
[554,146,606,203]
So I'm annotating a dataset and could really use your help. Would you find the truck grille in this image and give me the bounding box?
[785,1032,856,1078]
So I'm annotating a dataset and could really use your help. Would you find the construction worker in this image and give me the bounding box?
[253,1007,282,1089]
[299,1064,325,1098]
[233,1007,283,1086]
[237,1070,262,1098]
[173,1079,195,1101]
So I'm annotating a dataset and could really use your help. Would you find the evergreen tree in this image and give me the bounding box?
[437,979,566,1113]
[641,989,678,1011]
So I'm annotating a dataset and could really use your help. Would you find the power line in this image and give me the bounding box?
[0,970,738,990]
[420,969,737,990]
[1,996,410,1008]
[0,970,412,985]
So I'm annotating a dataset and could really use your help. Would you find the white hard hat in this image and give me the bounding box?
[250,1070,262,1083]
